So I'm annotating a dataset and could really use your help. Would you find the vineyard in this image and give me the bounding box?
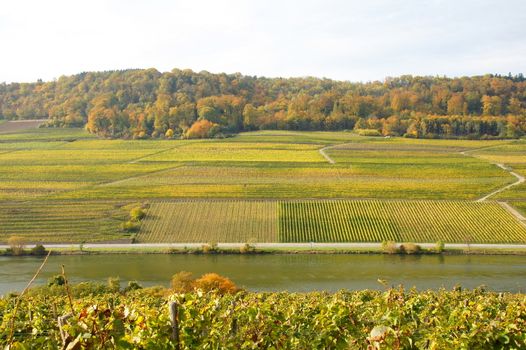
[2,286,526,349]
[0,127,525,244]
[137,199,526,244]
[278,200,526,243]
[0,201,127,243]
[140,201,278,242]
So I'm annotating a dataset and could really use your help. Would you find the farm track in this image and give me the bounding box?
[477,164,525,202]
[2,242,526,250]
[318,142,357,164]
[459,144,525,202]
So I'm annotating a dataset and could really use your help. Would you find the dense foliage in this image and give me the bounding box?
[2,284,526,349]
[1,69,526,138]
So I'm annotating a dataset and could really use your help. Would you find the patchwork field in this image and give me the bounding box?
[0,124,525,244]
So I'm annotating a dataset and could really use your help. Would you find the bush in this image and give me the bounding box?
[130,207,146,221]
[193,273,239,295]
[239,243,255,254]
[171,271,194,293]
[124,281,143,293]
[47,275,66,287]
[202,242,218,253]
[30,244,48,256]
[165,129,174,138]
[381,241,398,254]
[436,240,445,253]
[355,129,382,137]
[121,220,140,233]
[7,236,26,256]
[399,242,421,254]
[107,277,121,292]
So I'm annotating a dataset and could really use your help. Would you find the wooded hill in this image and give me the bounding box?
[1,69,525,139]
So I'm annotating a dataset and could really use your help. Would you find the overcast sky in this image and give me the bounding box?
[1,0,525,83]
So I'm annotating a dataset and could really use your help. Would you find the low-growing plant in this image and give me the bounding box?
[30,244,48,256]
[399,242,421,254]
[239,243,255,254]
[130,207,146,221]
[381,240,398,254]
[171,271,194,292]
[121,220,141,233]
[202,242,218,253]
[436,240,445,253]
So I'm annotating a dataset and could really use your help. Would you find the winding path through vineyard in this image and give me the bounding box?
[477,163,525,202]
[318,145,336,164]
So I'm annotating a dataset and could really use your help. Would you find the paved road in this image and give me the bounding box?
[2,242,526,250]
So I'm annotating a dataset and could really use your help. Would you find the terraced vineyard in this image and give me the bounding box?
[0,201,127,243]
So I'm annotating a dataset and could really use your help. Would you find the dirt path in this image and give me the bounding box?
[319,145,336,164]
[498,201,526,227]
[459,144,525,202]
[476,164,525,202]
[319,142,357,164]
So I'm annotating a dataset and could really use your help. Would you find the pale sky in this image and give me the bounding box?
[1,0,525,83]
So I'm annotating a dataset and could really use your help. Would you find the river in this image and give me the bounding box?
[1,254,526,295]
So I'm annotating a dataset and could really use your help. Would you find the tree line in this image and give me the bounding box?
[1,69,525,139]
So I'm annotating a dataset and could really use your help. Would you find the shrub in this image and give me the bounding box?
[436,240,445,253]
[239,243,255,254]
[30,244,48,256]
[121,220,140,233]
[7,236,26,256]
[202,242,218,253]
[399,242,421,254]
[124,281,143,293]
[165,129,174,138]
[130,207,146,221]
[193,273,239,295]
[355,129,382,137]
[107,277,121,292]
[381,240,398,254]
[47,275,66,287]
[171,271,194,293]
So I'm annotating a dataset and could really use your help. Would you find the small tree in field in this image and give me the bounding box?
[8,236,26,256]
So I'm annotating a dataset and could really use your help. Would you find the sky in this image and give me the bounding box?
[0,0,525,83]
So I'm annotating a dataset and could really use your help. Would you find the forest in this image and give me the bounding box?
[1,69,525,139]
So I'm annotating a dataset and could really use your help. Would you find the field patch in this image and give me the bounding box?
[137,200,526,244]
[139,200,278,242]
[279,200,526,243]
[0,201,128,243]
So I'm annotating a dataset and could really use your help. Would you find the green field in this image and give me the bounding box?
[0,124,525,244]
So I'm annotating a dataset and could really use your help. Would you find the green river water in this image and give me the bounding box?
[1,254,525,295]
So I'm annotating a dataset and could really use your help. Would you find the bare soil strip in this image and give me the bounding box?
[0,119,47,133]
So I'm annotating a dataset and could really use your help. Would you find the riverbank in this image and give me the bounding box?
[3,242,526,256]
